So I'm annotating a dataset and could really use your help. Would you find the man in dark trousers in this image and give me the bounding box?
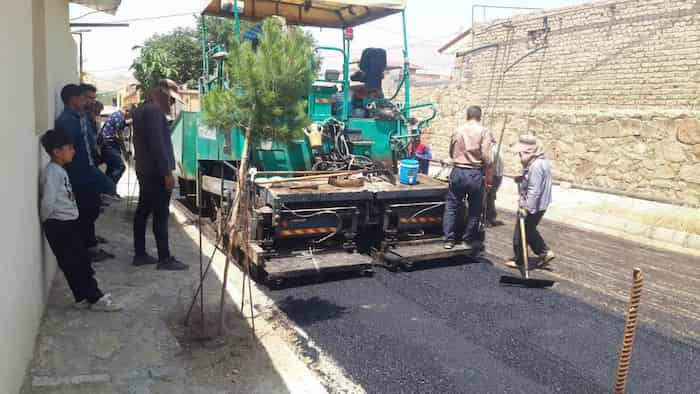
[442,105,494,250]
[55,84,114,262]
[99,105,133,185]
[506,135,555,269]
[131,79,188,270]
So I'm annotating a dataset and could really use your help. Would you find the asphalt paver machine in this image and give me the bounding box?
[173,0,478,284]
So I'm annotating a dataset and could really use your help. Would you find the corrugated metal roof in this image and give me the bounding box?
[70,0,122,15]
[202,0,406,28]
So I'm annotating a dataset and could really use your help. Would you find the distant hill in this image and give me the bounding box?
[85,70,136,94]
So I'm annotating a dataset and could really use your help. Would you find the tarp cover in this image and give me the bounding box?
[202,0,406,28]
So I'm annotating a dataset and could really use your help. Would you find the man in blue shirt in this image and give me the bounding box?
[99,106,132,185]
[55,84,114,262]
[80,84,118,200]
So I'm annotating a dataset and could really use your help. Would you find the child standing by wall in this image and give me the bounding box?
[40,128,121,311]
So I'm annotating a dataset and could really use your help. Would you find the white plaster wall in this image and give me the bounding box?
[45,0,79,124]
[0,0,77,392]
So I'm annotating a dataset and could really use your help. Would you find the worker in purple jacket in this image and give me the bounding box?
[506,135,556,269]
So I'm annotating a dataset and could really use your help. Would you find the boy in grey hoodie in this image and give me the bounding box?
[505,135,555,269]
[40,128,121,312]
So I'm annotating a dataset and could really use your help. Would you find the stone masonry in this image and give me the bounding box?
[408,0,700,206]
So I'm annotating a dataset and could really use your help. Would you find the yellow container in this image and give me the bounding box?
[304,123,323,149]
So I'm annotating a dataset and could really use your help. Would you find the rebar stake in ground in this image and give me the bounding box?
[613,268,643,394]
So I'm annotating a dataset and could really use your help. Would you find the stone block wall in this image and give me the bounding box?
[408,0,700,206]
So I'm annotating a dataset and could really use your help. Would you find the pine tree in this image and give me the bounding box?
[201,17,318,232]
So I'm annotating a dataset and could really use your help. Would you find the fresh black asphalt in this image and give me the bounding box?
[265,214,700,393]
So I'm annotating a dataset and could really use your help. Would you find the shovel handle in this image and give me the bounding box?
[518,214,529,279]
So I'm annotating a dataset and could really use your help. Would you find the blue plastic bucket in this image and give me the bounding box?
[399,159,419,185]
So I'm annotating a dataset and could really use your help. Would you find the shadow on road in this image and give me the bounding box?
[276,295,348,325]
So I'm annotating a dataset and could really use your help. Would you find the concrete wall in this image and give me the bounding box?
[0,1,77,392]
[412,0,700,206]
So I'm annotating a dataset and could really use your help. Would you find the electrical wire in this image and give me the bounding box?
[280,203,342,244]
[409,202,445,219]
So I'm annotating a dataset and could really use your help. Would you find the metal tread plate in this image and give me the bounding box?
[259,180,374,204]
[384,238,478,264]
[370,174,448,200]
[259,174,448,204]
[263,250,373,279]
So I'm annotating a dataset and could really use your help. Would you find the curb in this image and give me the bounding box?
[170,202,364,394]
[497,205,700,258]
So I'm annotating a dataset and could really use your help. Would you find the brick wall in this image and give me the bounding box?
[410,0,700,206]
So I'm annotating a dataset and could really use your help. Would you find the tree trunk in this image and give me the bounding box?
[228,123,252,232]
[218,122,253,335]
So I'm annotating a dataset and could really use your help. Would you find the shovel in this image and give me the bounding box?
[499,209,555,288]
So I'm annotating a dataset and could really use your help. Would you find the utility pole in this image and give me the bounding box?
[70,23,128,82]
[71,30,91,82]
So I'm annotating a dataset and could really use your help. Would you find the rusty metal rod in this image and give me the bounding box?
[256,170,346,175]
[255,170,360,185]
[613,268,644,394]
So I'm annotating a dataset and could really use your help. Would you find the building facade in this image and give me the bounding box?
[413,0,700,206]
[0,1,120,392]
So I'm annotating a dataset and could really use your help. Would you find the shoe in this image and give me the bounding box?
[157,257,189,271]
[444,241,456,250]
[73,299,90,310]
[89,248,115,262]
[488,219,505,227]
[539,250,556,266]
[96,235,109,244]
[100,200,111,207]
[462,241,482,250]
[90,294,122,312]
[505,260,521,269]
[132,254,158,266]
[101,193,122,202]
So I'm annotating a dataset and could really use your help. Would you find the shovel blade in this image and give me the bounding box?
[499,275,555,288]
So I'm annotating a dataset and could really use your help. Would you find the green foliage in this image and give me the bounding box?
[130,17,253,93]
[199,16,253,50]
[130,47,178,92]
[201,87,236,130]
[202,18,318,142]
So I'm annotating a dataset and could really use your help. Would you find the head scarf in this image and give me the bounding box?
[517,134,545,168]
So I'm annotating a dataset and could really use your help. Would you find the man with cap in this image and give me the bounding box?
[505,135,555,269]
[131,79,188,270]
[443,105,494,250]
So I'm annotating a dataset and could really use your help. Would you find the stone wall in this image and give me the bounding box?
[408,0,700,206]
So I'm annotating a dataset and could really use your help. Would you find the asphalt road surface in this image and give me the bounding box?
[266,212,699,393]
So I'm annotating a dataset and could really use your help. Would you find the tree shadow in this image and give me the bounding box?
[275,295,348,326]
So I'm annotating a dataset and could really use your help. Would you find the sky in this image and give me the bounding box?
[72,0,587,89]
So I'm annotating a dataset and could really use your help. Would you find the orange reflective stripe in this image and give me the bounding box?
[399,217,441,224]
[279,227,336,237]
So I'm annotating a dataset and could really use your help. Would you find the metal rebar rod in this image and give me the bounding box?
[198,200,205,335]
[217,246,233,336]
[613,268,644,394]
[184,241,219,324]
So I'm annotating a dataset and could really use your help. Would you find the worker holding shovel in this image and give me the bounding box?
[505,135,555,270]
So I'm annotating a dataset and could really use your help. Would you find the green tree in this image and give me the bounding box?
[199,16,252,50]
[201,18,318,229]
[130,46,178,92]
[130,17,252,92]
